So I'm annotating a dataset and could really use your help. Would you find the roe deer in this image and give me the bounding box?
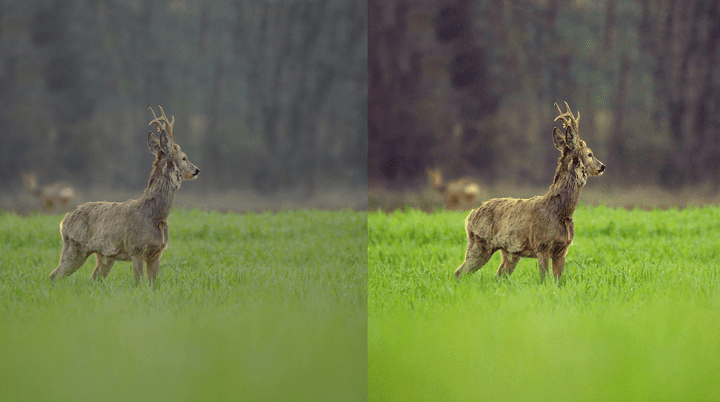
[455,102,605,281]
[426,168,480,210]
[50,106,199,285]
[21,172,75,213]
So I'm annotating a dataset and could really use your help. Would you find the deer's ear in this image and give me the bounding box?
[553,127,567,151]
[565,126,579,150]
[159,130,174,154]
[147,131,161,155]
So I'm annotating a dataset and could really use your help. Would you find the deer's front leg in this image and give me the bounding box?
[145,249,163,285]
[131,256,144,286]
[537,253,551,280]
[551,254,566,280]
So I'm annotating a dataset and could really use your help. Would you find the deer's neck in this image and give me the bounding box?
[138,162,177,223]
[543,160,585,220]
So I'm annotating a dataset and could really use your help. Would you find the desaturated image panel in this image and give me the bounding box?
[0,1,367,401]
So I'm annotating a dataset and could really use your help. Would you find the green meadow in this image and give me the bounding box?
[0,209,367,401]
[369,206,720,401]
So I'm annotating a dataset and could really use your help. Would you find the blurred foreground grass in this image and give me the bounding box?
[369,206,720,401]
[1,209,367,401]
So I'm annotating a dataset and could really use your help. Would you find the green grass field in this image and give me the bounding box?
[0,209,367,401]
[369,206,720,401]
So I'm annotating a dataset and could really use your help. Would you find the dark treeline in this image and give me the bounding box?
[0,0,366,196]
[369,0,720,191]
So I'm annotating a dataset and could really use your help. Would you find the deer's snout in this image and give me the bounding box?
[183,167,200,180]
[599,164,605,173]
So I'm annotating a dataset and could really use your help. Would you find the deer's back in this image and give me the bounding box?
[466,196,570,256]
[447,178,479,195]
[60,200,142,258]
[44,181,74,200]
[467,197,539,239]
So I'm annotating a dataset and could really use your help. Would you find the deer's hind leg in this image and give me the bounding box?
[91,253,115,281]
[50,238,89,281]
[455,232,495,278]
[497,250,521,277]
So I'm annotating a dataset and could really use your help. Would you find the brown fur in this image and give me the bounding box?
[455,102,605,280]
[426,168,480,210]
[21,172,74,213]
[49,106,199,285]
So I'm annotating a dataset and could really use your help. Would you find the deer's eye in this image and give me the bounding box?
[588,153,593,158]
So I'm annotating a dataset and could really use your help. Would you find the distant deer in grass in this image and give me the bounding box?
[21,172,75,214]
[50,106,199,285]
[455,102,605,281]
[426,168,480,210]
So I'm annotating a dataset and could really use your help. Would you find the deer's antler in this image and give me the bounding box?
[554,101,580,136]
[148,105,175,139]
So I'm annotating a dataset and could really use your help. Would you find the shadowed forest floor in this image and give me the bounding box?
[2,186,367,215]
[369,183,720,212]
[6,182,719,215]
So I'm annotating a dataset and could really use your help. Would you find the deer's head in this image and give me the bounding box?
[21,172,39,191]
[552,102,605,181]
[147,106,199,189]
[426,168,448,193]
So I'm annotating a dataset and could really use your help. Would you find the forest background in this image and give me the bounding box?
[0,0,367,211]
[369,0,720,194]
